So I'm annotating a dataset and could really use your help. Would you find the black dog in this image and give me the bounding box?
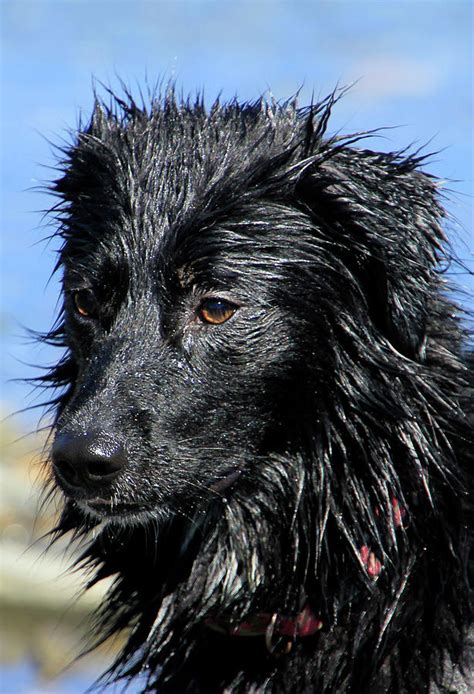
[43,88,472,693]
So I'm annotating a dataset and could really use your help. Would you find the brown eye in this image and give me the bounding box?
[72,289,98,319]
[198,298,238,325]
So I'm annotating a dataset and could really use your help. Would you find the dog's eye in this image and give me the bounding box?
[72,289,98,319]
[197,298,238,325]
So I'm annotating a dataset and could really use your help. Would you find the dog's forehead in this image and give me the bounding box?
[79,103,305,224]
[56,99,331,294]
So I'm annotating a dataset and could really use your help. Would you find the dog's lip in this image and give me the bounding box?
[210,467,242,493]
[81,497,144,514]
[69,468,243,515]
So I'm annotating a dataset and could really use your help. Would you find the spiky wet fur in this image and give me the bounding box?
[42,89,472,692]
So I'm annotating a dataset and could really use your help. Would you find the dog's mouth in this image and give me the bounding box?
[209,467,242,493]
[78,497,148,518]
[69,466,243,521]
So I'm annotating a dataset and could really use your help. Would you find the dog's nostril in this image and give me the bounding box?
[52,431,127,492]
[86,453,126,480]
[55,457,80,485]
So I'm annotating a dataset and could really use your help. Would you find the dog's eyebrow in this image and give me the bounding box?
[63,268,94,289]
[176,265,195,288]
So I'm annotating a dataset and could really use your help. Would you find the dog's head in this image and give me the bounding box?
[46,90,456,533]
[41,89,473,691]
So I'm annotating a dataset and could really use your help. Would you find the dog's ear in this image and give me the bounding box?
[295,147,446,359]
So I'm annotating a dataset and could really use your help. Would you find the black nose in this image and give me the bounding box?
[52,431,127,493]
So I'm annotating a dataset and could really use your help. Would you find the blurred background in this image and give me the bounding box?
[1,1,473,692]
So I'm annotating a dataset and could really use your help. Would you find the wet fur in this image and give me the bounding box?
[42,89,472,692]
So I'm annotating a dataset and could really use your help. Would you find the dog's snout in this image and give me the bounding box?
[52,431,127,493]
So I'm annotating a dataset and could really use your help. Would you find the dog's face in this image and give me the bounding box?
[50,95,443,533]
[51,103,334,524]
[54,209,313,522]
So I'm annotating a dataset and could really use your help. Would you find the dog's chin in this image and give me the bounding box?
[75,497,170,528]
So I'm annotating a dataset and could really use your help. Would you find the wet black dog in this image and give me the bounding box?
[43,89,472,692]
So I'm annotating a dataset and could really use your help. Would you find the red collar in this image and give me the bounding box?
[205,604,323,653]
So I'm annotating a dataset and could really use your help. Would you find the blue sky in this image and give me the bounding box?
[2,1,473,428]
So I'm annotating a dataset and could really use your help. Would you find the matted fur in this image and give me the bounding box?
[41,88,472,693]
